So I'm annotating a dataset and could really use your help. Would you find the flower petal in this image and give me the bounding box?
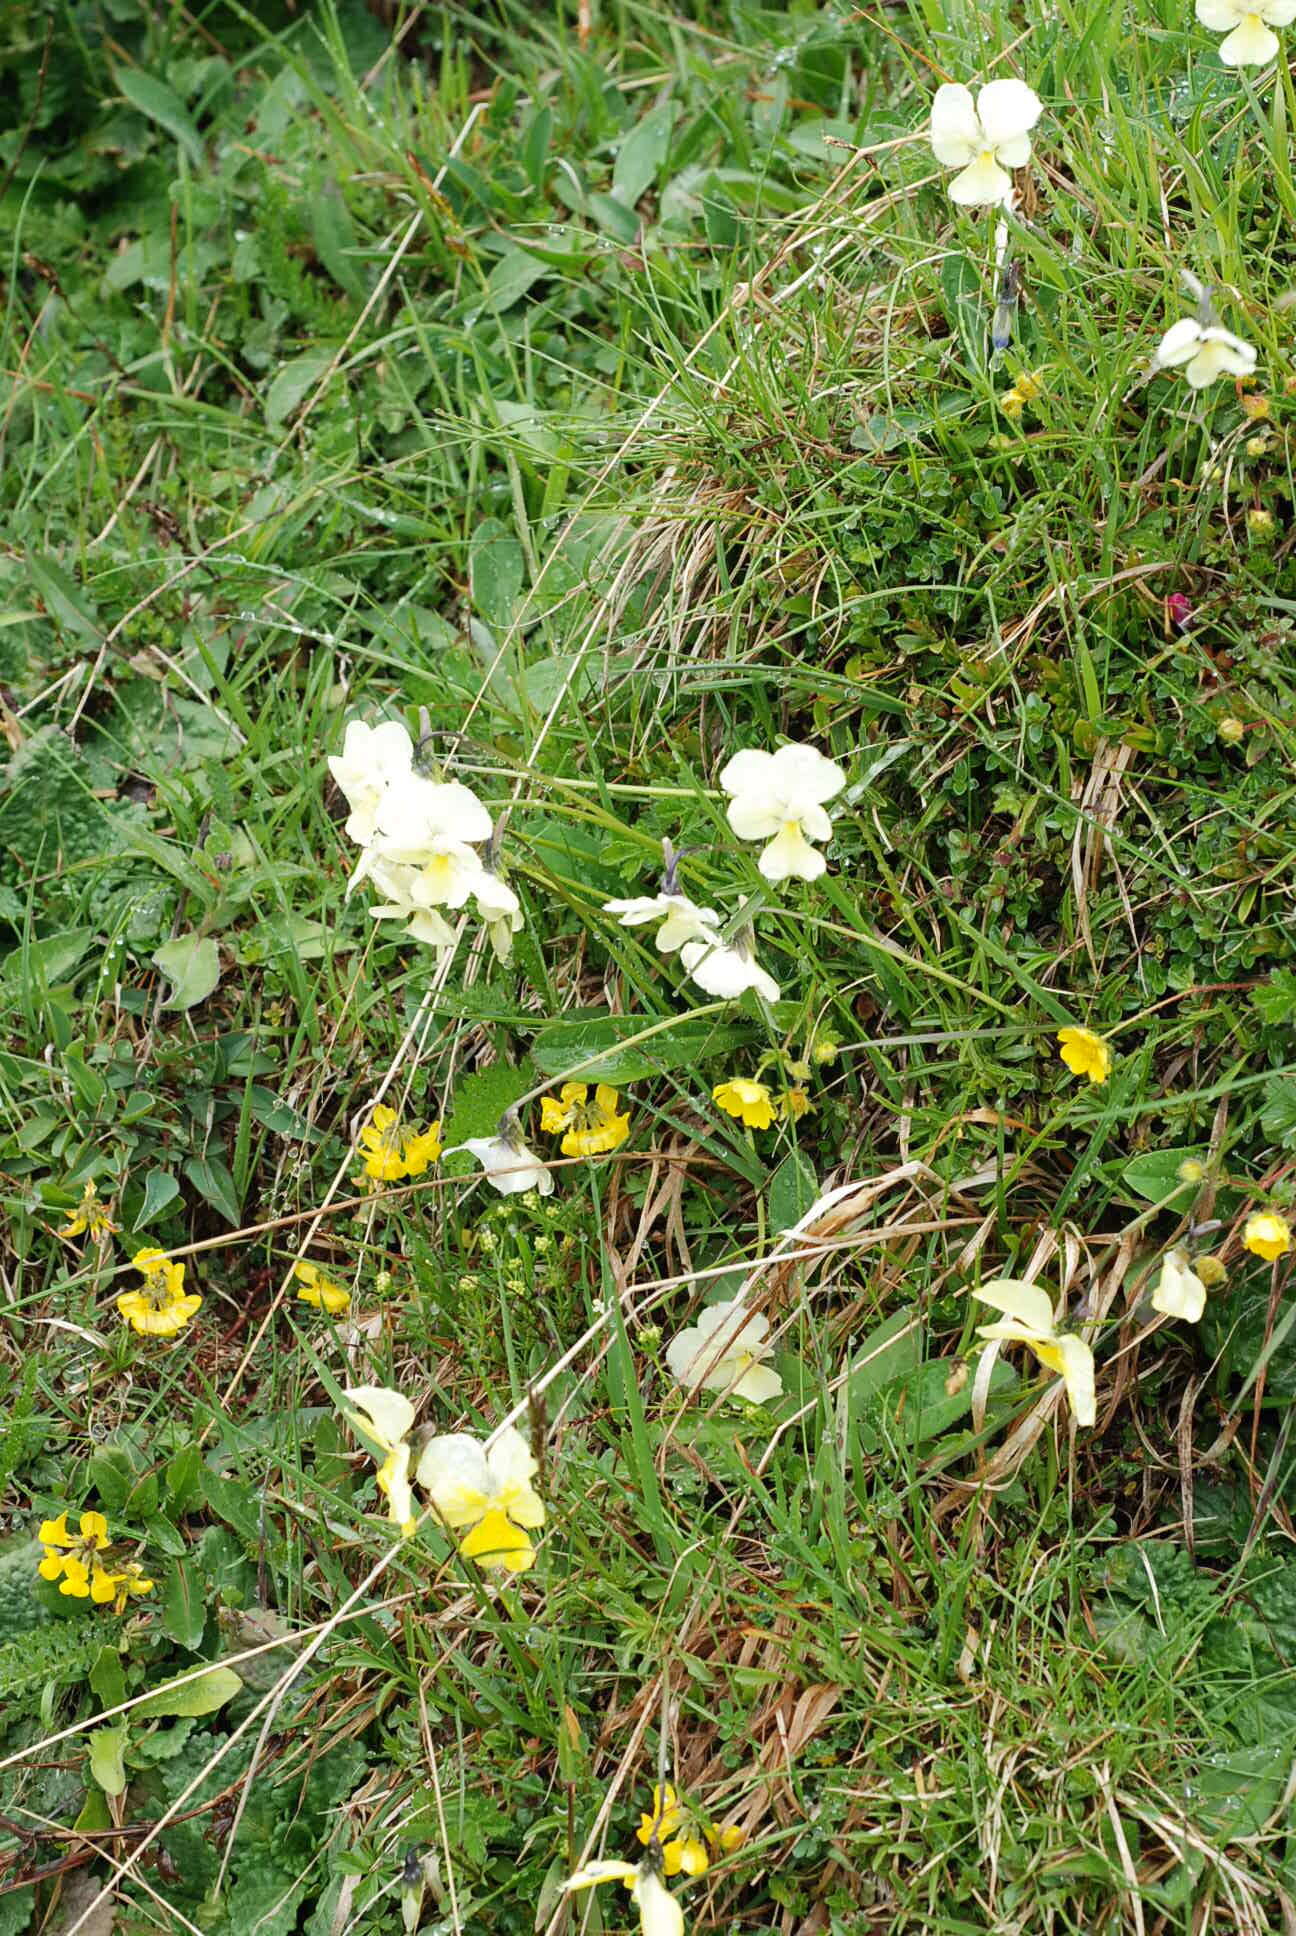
[416,1433,493,1523]
[971,1277,1056,1336]
[344,1385,416,1451]
[976,78,1042,148]
[948,154,1013,206]
[929,82,982,165]
[1219,13,1279,58]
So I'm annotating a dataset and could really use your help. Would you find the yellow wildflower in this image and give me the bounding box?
[37,1513,151,1611]
[116,1248,202,1339]
[1244,1212,1291,1261]
[1056,1026,1111,1086]
[59,1180,117,1243]
[712,1078,776,1129]
[538,1082,632,1157]
[293,1261,351,1315]
[355,1103,442,1185]
[637,1784,709,1877]
[778,1086,812,1121]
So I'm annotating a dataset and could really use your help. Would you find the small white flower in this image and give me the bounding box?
[719,743,846,882]
[1154,317,1257,388]
[603,893,723,954]
[459,1133,554,1197]
[666,1301,784,1404]
[929,79,1043,208]
[680,903,780,1002]
[1197,0,1295,64]
[327,719,414,843]
[1151,1250,1207,1324]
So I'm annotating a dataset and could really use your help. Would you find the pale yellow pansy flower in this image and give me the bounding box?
[1196,0,1296,65]
[971,1278,1096,1427]
[416,1424,544,1572]
[343,1386,418,1536]
[666,1302,784,1405]
[563,1859,684,1936]
[1151,1250,1207,1323]
[929,79,1042,207]
[719,743,845,882]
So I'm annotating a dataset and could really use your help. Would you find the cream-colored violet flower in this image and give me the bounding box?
[1154,318,1257,389]
[604,893,724,955]
[929,79,1042,208]
[416,1425,544,1572]
[1151,1250,1207,1323]
[679,902,780,1002]
[719,743,846,882]
[458,1129,554,1197]
[971,1278,1096,1427]
[1197,0,1296,64]
[666,1301,784,1404]
[343,1385,417,1535]
[327,718,414,843]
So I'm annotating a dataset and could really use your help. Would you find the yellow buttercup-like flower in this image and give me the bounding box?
[1244,1212,1291,1261]
[1056,1026,1112,1086]
[355,1104,442,1185]
[539,1082,632,1157]
[116,1248,202,1339]
[59,1180,118,1243]
[293,1261,351,1315]
[712,1078,776,1129]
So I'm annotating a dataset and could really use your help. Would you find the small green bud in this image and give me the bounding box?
[1218,717,1245,746]
[1196,1256,1228,1288]
[1177,1158,1206,1185]
[1247,507,1276,540]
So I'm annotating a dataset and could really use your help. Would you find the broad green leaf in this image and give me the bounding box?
[1119,1147,1203,1209]
[160,1558,207,1651]
[134,1664,241,1720]
[768,1150,818,1233]
[87,1725,128,1796]
[26,555,100,641]
[151,933,220,1011]
[89,1645,126,1711]
[184,1153,241,1225]
[134,1167,180,1228]
[612,103,674,207]
[470,519,526,632]
[311,187,366,299]
[1,929,96,986]
[116,67,204,167]
[531,1015,747,1085]
[265,349,335,431]
[481,247,548,314]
